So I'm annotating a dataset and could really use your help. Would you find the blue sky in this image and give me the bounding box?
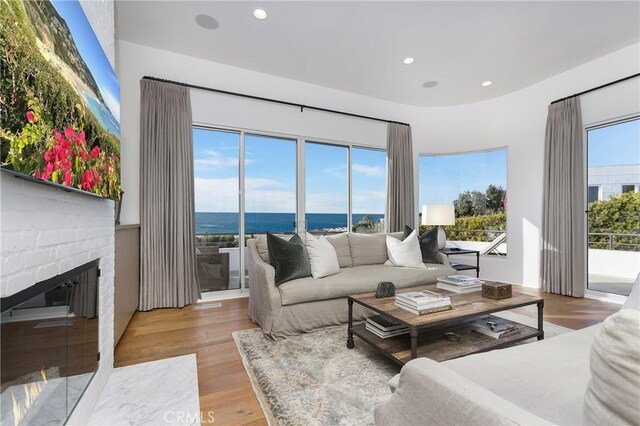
[50,0,120,123]
[193,129,386,214]
[419,149,507,207]
[588,119,640,167]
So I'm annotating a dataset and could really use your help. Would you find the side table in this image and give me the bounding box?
[440,248,480,278]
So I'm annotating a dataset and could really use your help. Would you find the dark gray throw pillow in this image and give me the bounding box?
[403,225,441,264]
[266,233,312,286]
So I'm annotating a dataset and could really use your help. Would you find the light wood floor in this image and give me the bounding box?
[114,287,620,425]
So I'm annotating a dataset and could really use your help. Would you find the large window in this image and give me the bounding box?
[305,142,349,232]
[245,134,297,235]
[586,117,640,296]
[193,128,241,292]
[193,126,387,296]
[351,147,386,233]
[419,148,507,255]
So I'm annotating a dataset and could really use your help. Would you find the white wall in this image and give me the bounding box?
[409,43,639,287]
[117,40,411,225]
[118,38,639,288]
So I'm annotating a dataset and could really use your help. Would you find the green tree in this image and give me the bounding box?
[486,184,506,213]
[588,192,640,251]
[453,190,486,217]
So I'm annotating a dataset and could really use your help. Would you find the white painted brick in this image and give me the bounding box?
[36,263,58,282]
[1,253,25,276]
[1,175,116,399]
[37,230,60,247]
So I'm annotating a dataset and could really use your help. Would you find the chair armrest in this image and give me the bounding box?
[247,239,282,329]
[375,358,553,426]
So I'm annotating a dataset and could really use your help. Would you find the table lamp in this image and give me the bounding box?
[421,204,455,248]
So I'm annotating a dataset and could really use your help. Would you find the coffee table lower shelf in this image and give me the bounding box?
[350,321,542,365]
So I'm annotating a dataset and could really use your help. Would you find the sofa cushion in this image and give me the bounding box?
[348,233,388,266]
[267,233,311,285]
[444,324,600,425]
[277,263,456,305]
[385,229,426,269]
[404,225,441,264]
[325,233,352,268]
[584,309,640,426]
[255,234,293,264]
[304,232,340,279]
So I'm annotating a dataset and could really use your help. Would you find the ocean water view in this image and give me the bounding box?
[195,212,384,234]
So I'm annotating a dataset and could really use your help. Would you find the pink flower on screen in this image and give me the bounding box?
[90,146,101,159]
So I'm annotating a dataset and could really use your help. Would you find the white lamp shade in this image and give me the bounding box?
[421,204,455,226]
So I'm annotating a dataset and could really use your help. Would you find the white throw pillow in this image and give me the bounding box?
[304,232,341,279]
[385,230,426,269]
[584,308,640,425]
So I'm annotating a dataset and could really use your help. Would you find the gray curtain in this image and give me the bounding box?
[540,98,585,297]
[139,79,201,311]
[386,123,416,232]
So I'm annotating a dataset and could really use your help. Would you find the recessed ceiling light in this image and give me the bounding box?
[422,81,439,88]
[253,8,268,20]
[403,57,415,65]
[195,14,219,30]
[481,81,493,87]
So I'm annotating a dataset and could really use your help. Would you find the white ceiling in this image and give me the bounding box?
[116,1,640,106]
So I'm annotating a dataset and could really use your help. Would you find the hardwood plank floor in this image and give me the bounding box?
[114,287,620,425]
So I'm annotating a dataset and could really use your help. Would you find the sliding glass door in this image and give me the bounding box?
[244,134,298,287]
[586,117,640,297]
[193,126,387,297]
[351,147,387,233]
[193,128,241,293]
[305,142,349,233]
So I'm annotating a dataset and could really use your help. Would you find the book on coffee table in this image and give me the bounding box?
[366,315,407,332]
[394,301,453,315]
[437,282,482,293]
[395,290,452,315]
[365,315,409,338]
[470,316,521,339]
[438,275,484,286]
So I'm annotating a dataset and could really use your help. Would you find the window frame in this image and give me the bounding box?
[192,121,387,299]
[417,146,509,256]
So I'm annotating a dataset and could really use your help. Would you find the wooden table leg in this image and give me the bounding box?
[537,300,545,340]
[347,298,354,349]
[410,327,418,359]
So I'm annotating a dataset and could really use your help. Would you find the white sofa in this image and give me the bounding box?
[247,232,456,338]
[374,277,640,426]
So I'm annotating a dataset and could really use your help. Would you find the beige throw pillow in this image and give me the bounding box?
[348,233,388,266]
[325,233,352,268]
[584,308,640,425]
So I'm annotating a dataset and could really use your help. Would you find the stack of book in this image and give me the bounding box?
[365,315,409,339]
[470,316,521,339]
[394,290,453,315]
[437,275,484,293]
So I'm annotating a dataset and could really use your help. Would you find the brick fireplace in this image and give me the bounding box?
[0,173,115,424]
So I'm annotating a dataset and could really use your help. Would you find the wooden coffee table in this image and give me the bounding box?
[347,284,544,365]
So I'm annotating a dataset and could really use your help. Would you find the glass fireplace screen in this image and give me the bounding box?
[1,260,99,425]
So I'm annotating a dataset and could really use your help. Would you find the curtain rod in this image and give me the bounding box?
[550,73,640,105]
[142,76,410,127]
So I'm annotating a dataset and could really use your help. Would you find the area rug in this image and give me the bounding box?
[233,311,571,426]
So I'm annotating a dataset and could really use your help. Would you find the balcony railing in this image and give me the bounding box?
[588,232,640,251]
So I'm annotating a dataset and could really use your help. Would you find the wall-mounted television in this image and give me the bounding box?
[1,0,120,200]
